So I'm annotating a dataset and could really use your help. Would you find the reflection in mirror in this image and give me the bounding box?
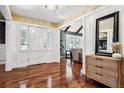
[95,11,119,56]
[99,17,114,53]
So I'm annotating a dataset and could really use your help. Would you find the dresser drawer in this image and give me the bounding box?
[101,74,118,87]
[87,56,118,73]
[101,59,118,72]
[87,66,118,87]
[102,68,118,78]
[86,56,103,66]
[87,70,103,82]
[87,68,118,87]
[87,64,102,73]
[86,65,103,82]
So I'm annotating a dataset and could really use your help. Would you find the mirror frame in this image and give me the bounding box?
[95,11,119,56]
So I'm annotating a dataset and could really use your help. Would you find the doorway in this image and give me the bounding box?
[60,19,83,64]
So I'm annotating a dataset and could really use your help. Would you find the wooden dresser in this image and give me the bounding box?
[85,55,124,88]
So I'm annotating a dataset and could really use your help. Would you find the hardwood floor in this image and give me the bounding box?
[0,59,108,88]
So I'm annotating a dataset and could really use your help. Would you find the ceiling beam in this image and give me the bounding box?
[0,5,12,20]
[75,25,83,34]
[64,25,71,32]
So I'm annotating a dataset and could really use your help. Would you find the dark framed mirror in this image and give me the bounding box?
[95,11,119,56]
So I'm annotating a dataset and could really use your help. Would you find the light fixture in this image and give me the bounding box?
[44,5,59,11]
[30,29,35,32]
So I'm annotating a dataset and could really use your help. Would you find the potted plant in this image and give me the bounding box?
[112,42,122,58]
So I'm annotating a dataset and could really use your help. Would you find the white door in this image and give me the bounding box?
[28,26,46,65]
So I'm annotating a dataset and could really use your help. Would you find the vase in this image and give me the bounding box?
[112,53,121,59]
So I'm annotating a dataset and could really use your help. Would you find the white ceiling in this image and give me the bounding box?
[10,5,96,24]
[69,20,83,33]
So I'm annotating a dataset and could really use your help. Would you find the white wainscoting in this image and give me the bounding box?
[83,5,124,74]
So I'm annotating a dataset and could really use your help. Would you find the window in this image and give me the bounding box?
[66,35,82,50]
[20,25,28,50]
[47,30,53,49]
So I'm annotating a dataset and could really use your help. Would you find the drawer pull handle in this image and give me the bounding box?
[95,65,103,68]
[95,72,103,76]
[96,58,103,60]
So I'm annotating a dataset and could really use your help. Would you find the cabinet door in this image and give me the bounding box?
[16,24,29,68]
[28,26,46,65]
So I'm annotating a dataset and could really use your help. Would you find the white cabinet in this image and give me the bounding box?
[6,22,17,71]
[6,21,60,71]
[16,24,29,68]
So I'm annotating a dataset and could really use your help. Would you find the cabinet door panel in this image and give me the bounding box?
[16,24,29,68]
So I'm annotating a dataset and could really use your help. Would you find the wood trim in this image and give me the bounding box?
[12,14,59,28]
[64,25,71,32]
[0,12,4,20]
[75,25,83,34]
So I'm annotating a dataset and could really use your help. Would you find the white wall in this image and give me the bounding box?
[6,21,60,71]
[83,5,124,74]
[6,21,17,71]
[51,30,60,62]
